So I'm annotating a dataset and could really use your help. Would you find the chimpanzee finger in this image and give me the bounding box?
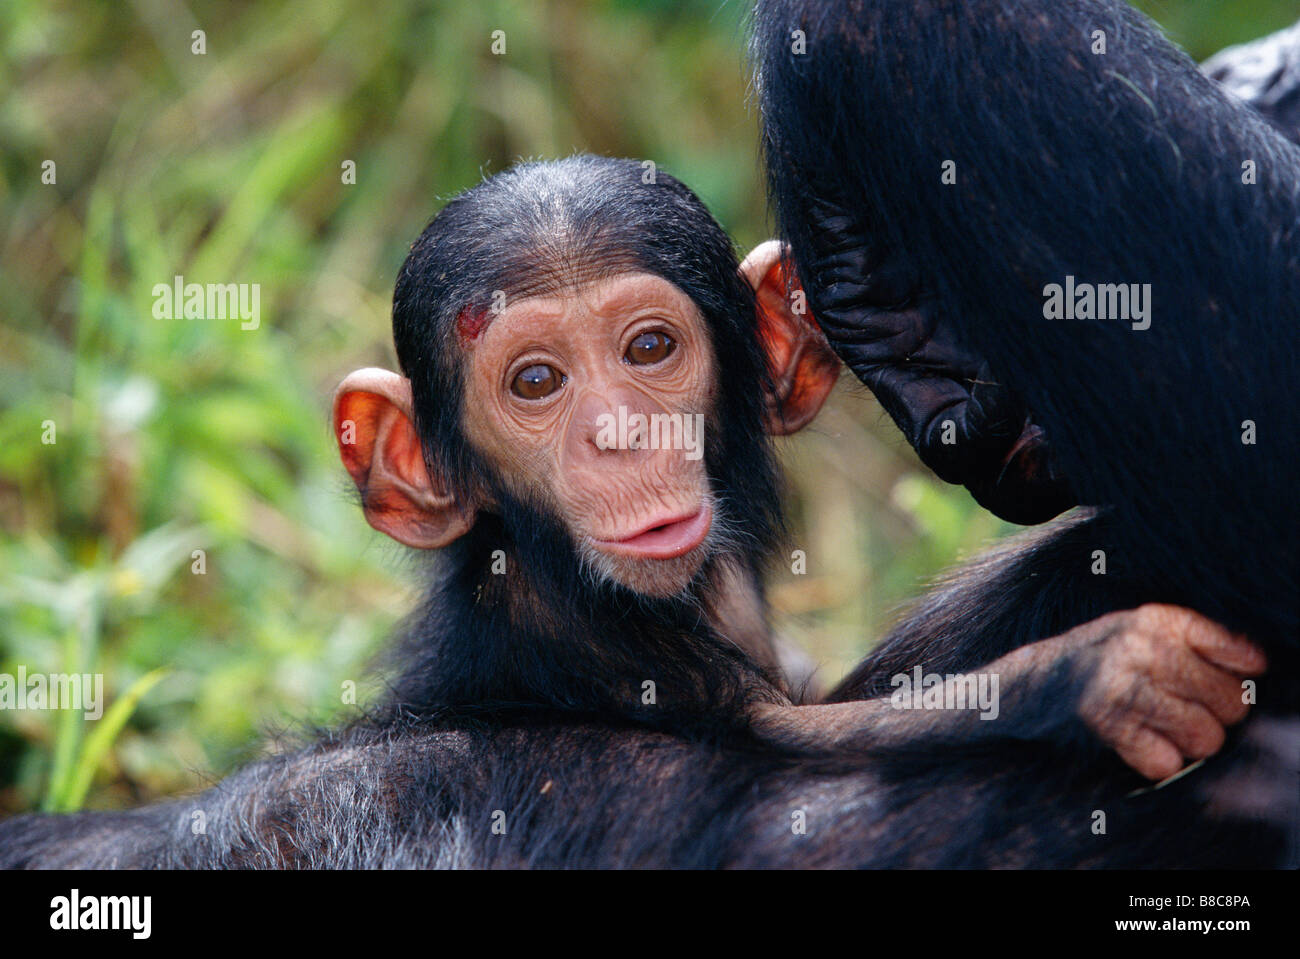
[1138,694,1227,761]
[1150,644,1253,725]
[1113,726,1185,781]
[1183,624,1267,677]
[1131,603,1265,676]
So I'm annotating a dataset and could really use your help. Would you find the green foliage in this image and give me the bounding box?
[0,0,1291,811]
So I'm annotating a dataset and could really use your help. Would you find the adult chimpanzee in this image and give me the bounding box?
[748,0,1300,853]
[0,156,1279,869]
[751,0,1300,665]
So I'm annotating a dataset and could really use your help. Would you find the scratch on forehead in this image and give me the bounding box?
[456,303,492,343]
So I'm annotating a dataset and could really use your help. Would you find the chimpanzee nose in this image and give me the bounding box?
[566,385,664,464]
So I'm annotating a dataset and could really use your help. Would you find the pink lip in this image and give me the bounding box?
[593,505,713,560]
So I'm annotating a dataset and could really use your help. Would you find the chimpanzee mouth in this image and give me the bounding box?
[591,505,713,560]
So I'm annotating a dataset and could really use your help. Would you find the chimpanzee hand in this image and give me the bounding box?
[796,197,1075,525]
[1005,604,1266,780]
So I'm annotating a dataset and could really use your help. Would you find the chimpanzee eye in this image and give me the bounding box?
[626,331,676,365]
[511,364,564,399]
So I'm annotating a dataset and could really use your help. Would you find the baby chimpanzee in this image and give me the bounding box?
[334,155,1261,780]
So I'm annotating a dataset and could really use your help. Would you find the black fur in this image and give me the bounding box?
[752,0,1300,655]
[4,10,1300,865]
[2,518,1296,866]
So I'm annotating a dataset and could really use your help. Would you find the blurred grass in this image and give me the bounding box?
[0,0,1292,812]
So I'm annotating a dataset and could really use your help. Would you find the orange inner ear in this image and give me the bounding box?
[753,261,840,436]
[336,390,389,488]
[377,401,431,503]
[333,371,475,549]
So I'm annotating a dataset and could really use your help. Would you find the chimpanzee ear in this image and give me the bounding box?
[333,368,474,549]
[739,240,841,435]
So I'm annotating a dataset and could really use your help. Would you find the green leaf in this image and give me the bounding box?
[54,667,170,813]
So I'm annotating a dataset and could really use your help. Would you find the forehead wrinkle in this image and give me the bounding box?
[584,273,695,319]
[488,272,693,345]
[502,246,642,302]
[481,295,573,352]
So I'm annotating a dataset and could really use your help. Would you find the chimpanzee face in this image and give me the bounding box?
[459,272,718,597]
[334,236,838,603]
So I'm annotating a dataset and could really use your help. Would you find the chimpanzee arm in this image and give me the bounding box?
[753,582,1263,780]
[829,513,1138,698]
